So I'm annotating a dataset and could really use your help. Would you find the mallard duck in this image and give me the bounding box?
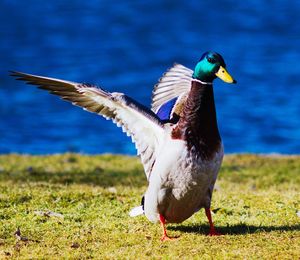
[11,51,236,241]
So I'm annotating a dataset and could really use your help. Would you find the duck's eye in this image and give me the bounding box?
[207,57,215,63]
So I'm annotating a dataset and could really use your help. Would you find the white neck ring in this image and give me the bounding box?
[192,78,212,85]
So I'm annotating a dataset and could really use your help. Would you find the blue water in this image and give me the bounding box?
[1,0,300,155]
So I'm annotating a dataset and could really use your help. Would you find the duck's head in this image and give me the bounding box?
[193,52,236,84]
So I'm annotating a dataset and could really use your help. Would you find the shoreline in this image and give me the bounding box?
[1,152,299,157]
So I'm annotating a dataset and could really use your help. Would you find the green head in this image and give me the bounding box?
[193,52,236,84]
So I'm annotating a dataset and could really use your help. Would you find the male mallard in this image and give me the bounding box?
[11,51,236,241]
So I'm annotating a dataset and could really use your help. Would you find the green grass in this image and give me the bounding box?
[0,153,299,259]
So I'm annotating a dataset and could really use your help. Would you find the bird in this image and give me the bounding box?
[11,51,236,241]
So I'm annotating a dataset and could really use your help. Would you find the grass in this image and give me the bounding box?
[0,153,299,259]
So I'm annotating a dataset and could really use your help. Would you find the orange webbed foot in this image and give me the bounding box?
[205,208,222,236]
[161,234,175,241]
[159,214,178,241]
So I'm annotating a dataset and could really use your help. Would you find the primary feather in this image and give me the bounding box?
[151,64,193,113]
[10,71,164,179]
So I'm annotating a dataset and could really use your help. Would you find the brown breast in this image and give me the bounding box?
[171,80,221,160]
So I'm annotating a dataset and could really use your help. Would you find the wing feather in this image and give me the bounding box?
[151,64,193,113]
[11,71,164,179]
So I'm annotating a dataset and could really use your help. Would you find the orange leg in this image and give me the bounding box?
[159,214,173,241]
[205,208,221,236]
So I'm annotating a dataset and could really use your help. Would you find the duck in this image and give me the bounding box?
[11,51,236,241]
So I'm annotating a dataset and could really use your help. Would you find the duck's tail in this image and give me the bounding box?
[129,206,144,217]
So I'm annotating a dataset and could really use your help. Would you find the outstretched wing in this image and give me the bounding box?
[151,64,193,113]
[11,71,165,179]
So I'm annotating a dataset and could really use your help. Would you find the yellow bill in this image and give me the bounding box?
[215,66,236,84]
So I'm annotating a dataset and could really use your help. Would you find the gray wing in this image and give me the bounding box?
[11,71,165,179]
[151,64,193,113]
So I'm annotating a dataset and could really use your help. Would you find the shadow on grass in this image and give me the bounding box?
[0,168,147,187]
[0,169,146,187]
[169,223,300,235]
[0,154,147,187]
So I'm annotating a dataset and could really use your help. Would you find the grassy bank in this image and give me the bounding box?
[0,154,299,259]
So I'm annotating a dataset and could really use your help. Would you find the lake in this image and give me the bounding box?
[0,0,299,155]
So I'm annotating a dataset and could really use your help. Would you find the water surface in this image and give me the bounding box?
[0,1,299,154]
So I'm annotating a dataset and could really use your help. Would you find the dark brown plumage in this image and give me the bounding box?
[172,80,221,160]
